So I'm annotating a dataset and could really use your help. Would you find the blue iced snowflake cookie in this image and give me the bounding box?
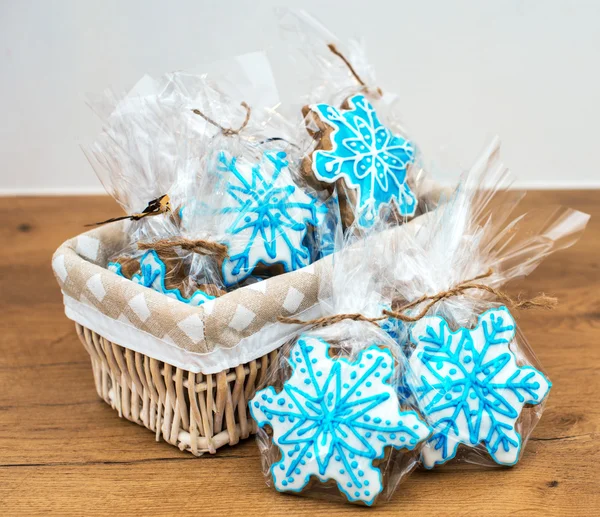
[217,150,326,287]
[407,306,551,468]
[249,336,430,505]
[305,94,416,228]
[109,250,215,306]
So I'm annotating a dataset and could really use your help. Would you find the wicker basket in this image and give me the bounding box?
[76,322,278,455]
[53,218,331,456]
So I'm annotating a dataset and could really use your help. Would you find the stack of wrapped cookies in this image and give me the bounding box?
[80,9,589,507]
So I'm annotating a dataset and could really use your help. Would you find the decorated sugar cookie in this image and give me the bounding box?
[407,306,551,468]
[218,150,325,287]
[249,336,430,505]
[109,250,215,306]
[303,94,416,228]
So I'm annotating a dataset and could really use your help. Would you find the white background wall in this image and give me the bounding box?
[1,0,599,194]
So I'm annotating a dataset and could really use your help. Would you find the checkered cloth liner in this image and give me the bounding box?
[52,221,329,354]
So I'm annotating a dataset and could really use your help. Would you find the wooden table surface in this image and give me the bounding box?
[1,191,599,516]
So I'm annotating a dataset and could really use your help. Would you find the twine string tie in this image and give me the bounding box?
[278,268,557,327]
[327,43,383,97]
[192,101,251,137]
[138,237,228,260]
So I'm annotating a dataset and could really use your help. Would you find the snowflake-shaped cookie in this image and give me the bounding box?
[109,250,214,306]
[407,306,551,468]
[249,336,430,505]
[218,151,325,287]
[307,94,416,227]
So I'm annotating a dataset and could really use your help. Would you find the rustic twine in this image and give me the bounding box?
[86,194,171,227]
[327,43,383,97]
[278,268,557,327]
[192,101,251,137]
[138,237,228,260]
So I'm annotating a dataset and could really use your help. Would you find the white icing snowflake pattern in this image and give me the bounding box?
[218,151,324,287]
[408,307,551,468]
[249,335,430,505]
[309,94,416,227]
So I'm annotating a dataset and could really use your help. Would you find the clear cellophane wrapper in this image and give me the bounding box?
[82,53,339,302]
[249,220,433,506]
[162,113,227,302]
[277,9,446,229]
[179,57,342,291]
[82,76,207,301]
[380,138,590,469]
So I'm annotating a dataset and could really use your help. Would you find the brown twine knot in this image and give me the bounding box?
[327,43,383,98]
[138,237,228,260]
[192,101,251,137]
[278,268,557,327]
[86,194,171,227]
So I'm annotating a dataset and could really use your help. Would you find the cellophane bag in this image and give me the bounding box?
[248,217,433,506]
[82,52,335,303]
[177,56,339,291]
[157,108,228,303]
[82,76,209,303]
[277,9,446,231]
[380,138,590,469]
[135,54,284,299]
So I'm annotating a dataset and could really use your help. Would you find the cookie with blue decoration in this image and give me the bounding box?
[109,249,224,306]
[407,306,551,468]
[302,94,416,229]
[249,335,430,505]
[216,150,326,287]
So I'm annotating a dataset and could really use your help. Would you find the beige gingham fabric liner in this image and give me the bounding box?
[52,220,331,356]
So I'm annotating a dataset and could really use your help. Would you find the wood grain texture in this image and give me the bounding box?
[0,192,599,516]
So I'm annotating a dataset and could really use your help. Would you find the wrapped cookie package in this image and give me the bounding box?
[280,9,442,231]
[249,226,433,506]
[184,76,339,289]
[82,77,201,302]
[381,138,589,469]
[84,54,340,304]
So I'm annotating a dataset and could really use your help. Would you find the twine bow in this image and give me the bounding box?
[138,237,228,260]
[278,269,557,327]
[192,101,251,137]
[86,194,171,227]
[327,43,383,98]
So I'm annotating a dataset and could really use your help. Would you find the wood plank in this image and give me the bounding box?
[0,192,599,515]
